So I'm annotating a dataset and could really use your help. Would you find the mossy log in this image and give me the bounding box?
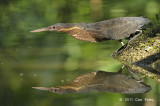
[114,23,160,82]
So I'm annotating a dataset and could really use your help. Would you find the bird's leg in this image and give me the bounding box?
[126,66,144,82]
[117,65,125,73]
[111,30,142,57]
[119,39,125,46]
[137,77,144,83]
[111,40,126,57]
[127,66,138,76]
[128,30,142,44]
[119,30,142,53]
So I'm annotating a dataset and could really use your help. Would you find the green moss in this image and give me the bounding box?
[151,46,156,51]
[155,33,160,36]
[149,38,155,43]
[114,21,160,82]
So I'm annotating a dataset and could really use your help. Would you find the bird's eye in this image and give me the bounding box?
[52,26,56,29]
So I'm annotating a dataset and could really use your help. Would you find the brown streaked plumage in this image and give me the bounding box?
[31,17,150,44]
[32,71,151,94]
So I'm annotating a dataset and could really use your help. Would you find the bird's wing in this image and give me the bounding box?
[101,18,139,40]
[69,71,97,87]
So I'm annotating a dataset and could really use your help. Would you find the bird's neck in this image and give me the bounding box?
[60,27,82,33]
[58,23,84,32]
[59,24,84,36]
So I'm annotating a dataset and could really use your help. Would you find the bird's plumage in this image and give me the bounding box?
[32,71,151,94]
[31,17,150,43]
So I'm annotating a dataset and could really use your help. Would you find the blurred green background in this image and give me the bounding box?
[0,0,160,106]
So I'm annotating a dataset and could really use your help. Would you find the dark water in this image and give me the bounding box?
[0,0,160,106]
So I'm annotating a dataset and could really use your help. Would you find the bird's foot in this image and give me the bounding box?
[111,45,126,57]
[120,41,125,46]
[137,77,144,83]
[128,30,142,44]
[117,65,125,73]
[126,66,144,81]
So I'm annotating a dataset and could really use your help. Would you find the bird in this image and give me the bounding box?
[31,17,150,46]
[32,71,151,94]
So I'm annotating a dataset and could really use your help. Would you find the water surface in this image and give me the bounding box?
[0,0,160,106]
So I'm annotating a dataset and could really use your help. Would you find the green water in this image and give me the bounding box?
[0,0,160,106]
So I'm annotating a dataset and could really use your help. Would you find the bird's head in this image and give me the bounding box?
[30,23,82,33]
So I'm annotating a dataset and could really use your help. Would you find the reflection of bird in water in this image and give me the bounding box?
[31,17,150,46]
[32,71,151,94]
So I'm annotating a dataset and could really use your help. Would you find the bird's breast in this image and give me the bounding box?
[66,29,100,42]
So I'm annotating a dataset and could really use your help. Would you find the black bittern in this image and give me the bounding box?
[32,71,151,94]
[31,17,150,45]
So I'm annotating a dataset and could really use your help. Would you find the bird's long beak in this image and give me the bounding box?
[30,27,50,32]
[32,87,50,91]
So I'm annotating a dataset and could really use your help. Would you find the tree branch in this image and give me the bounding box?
[113,23,160,82]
